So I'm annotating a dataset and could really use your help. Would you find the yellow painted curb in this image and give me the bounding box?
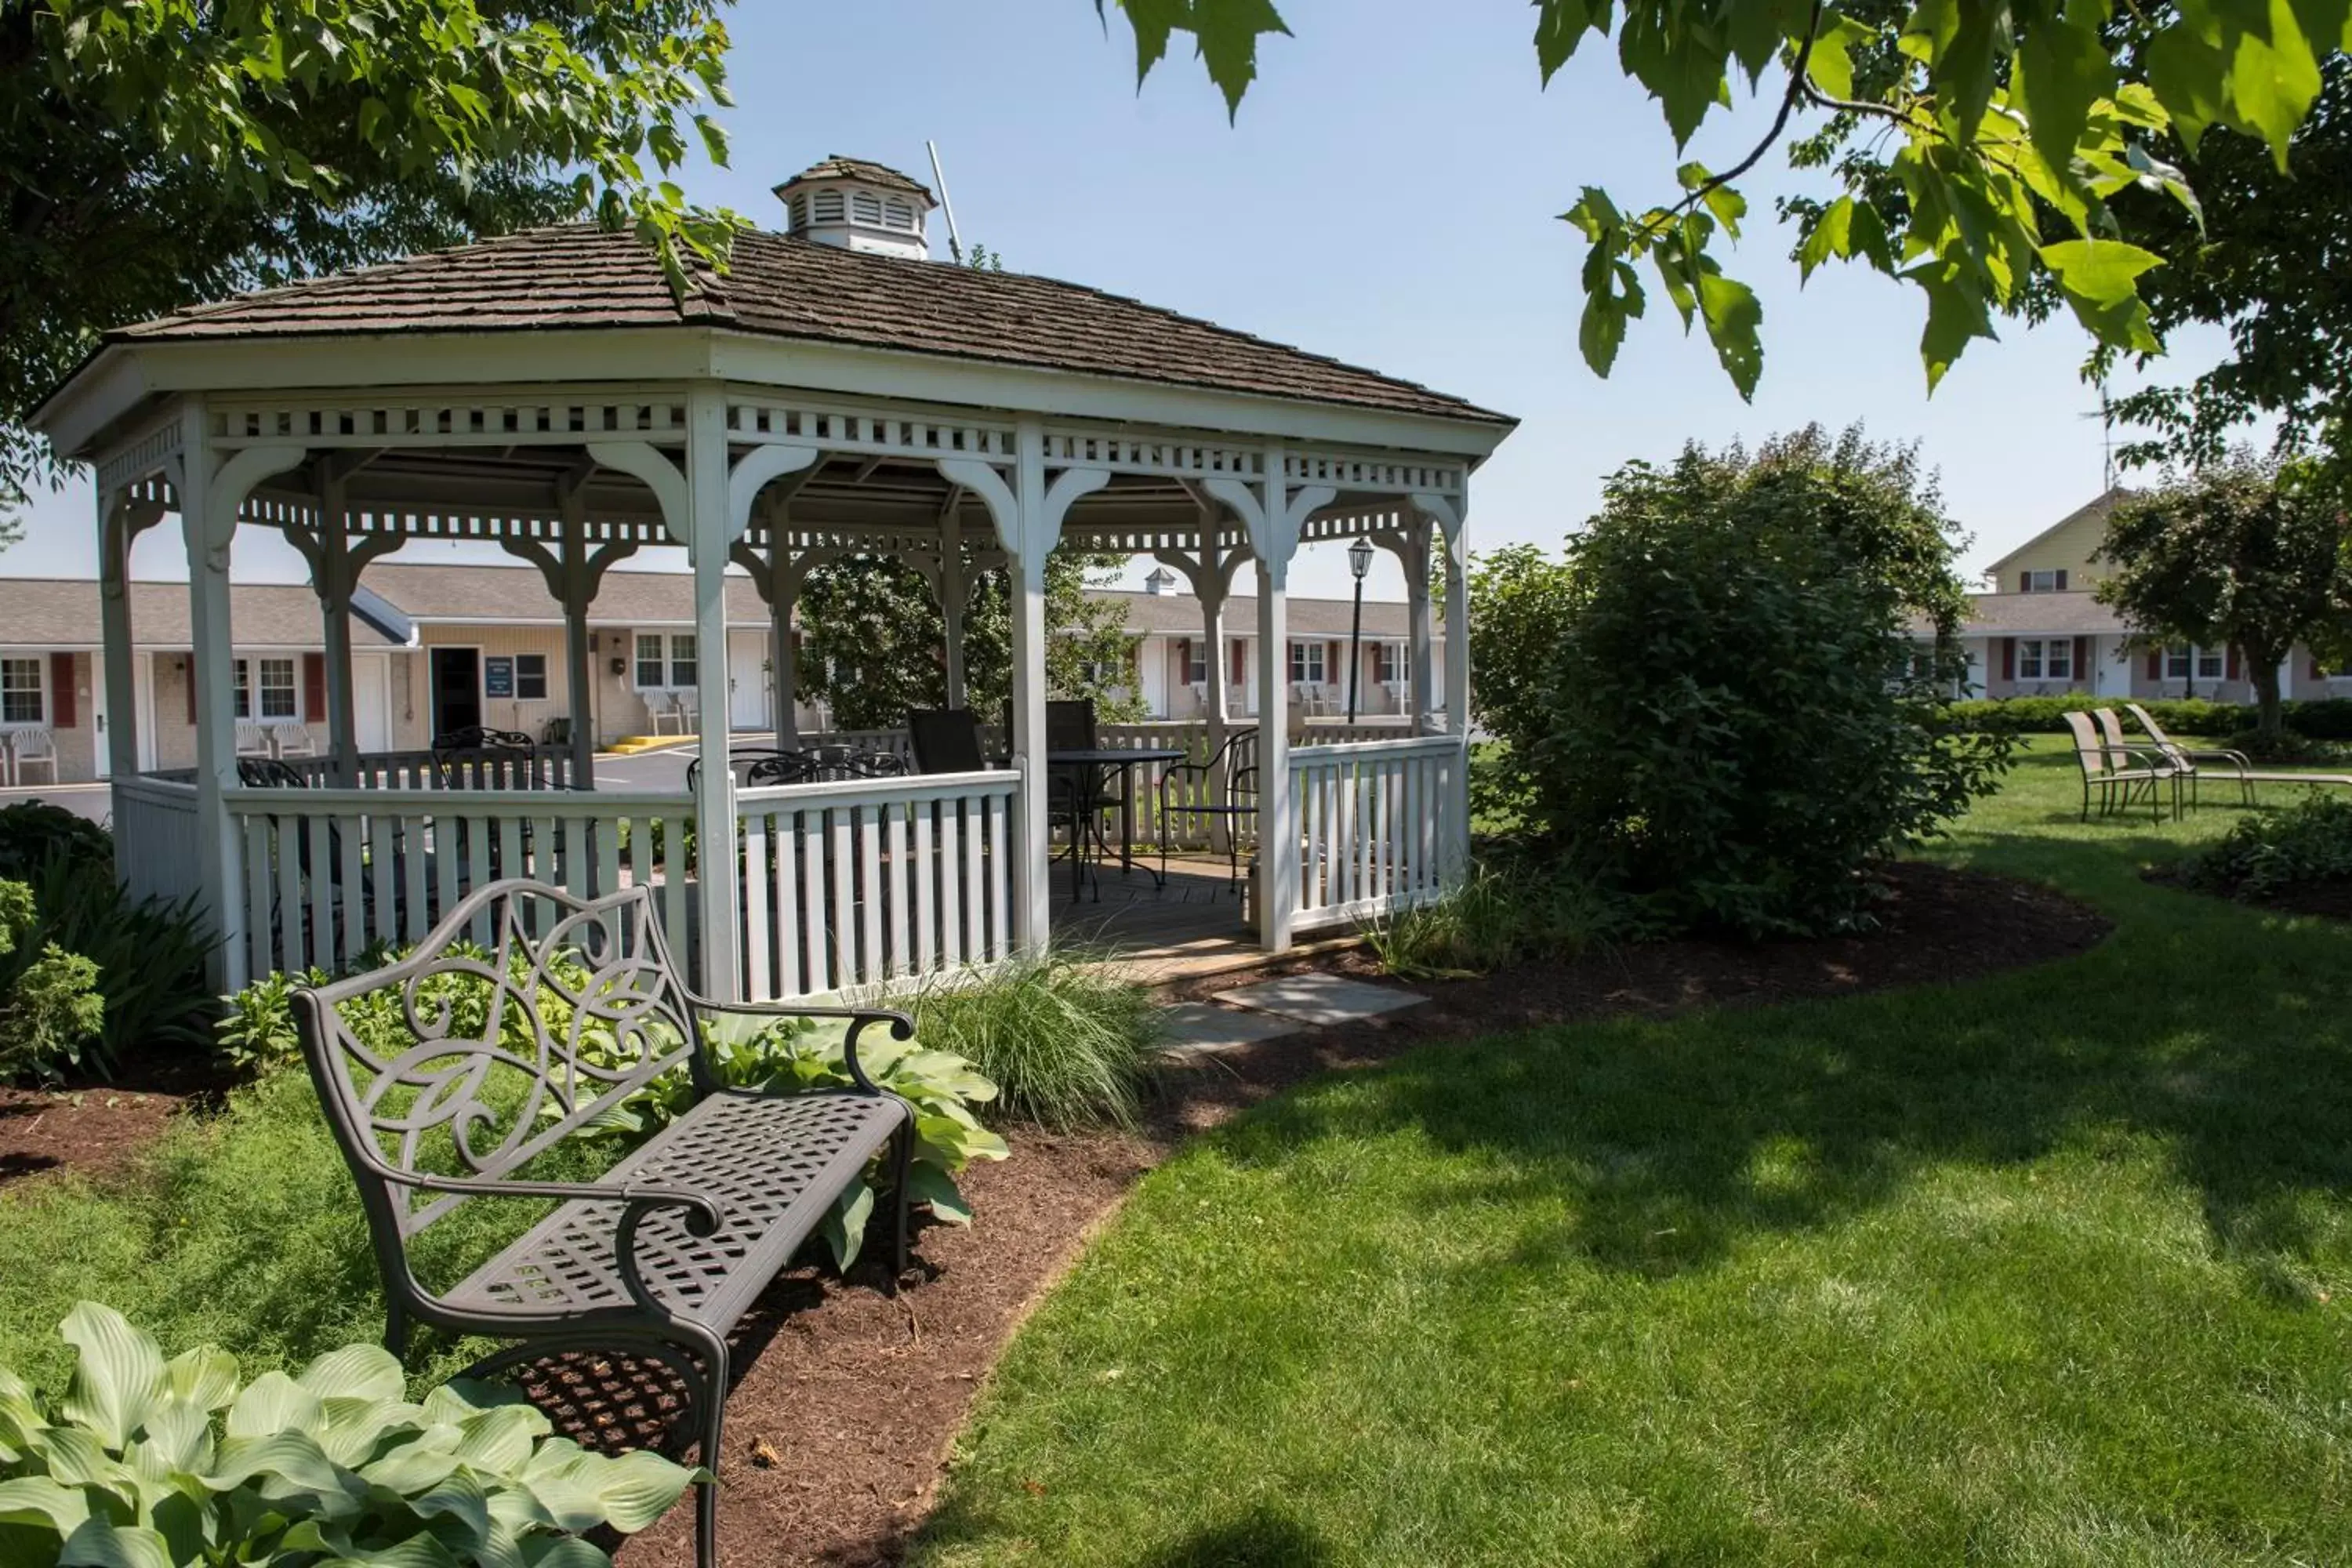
[605,734,699,755]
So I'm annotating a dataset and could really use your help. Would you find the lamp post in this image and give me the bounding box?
[1346,536,1374,724]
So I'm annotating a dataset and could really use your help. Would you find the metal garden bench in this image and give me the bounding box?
[294,877,916,1568]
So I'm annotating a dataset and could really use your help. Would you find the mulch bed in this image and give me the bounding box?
[618,859,2111,1567]
[0,1054,229,1191]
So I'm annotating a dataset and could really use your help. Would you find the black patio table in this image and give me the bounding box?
[1046,747,1187,900]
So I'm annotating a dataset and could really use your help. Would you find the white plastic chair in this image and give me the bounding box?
[5,728,56,786]
[234,721,271,757]
[270,722,318,757]
[676,689,700,735]
[647,691,684,736]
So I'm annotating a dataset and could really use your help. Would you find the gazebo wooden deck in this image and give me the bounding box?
[37,157,1513,1001]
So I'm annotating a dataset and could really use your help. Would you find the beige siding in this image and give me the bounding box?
[413,626,571,743]
[1985,510,2111,591]
[0,651,100,784]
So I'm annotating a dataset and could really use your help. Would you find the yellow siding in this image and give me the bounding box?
[1985,508,2113,590]
[414,626,572,743]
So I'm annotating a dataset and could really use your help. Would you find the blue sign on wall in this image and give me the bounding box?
[483,656,515,699]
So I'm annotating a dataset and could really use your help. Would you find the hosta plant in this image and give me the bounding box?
[0,1301,701,1566]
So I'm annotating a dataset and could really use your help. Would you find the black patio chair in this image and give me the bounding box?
[909,709,990,775]
[685,748,820,792]
[1158,728,1260,891]
[236,755,398,957]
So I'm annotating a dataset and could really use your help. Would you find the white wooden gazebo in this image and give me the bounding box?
[34,158,1514,999]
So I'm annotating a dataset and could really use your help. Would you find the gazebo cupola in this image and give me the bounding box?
[772,156,937,261]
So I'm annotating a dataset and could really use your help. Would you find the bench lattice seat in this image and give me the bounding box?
[448,1088,905,1325]
[295,877,916,1568]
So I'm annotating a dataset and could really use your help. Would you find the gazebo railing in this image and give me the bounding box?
[1290,734,1468,931]
[112,775,205,909]
[223,786,697,982]
[736,770,1018,1002]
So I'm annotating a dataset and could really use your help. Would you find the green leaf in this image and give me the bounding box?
[56,1518,172,1568]
[821,1181,877,1271]
[296,1343,407,1406]
[0,1475,93,1537]
[1617,5,1732,147]
[203,1428,347,1494]
[60,1304,165,1452]
[1696,271,1765,399]
[2039,238,2164,350]
[445,1404,549,1475]
[2017,5,2115,176]
[1907,259,1996,391]
[1533,0,1605,82]
[1805,13,1874,100]
[2146,20,2230,149]
[906,1163,973,1225]
[2223,0,2321,162]
[160,1346,240,1414]
[226,1370,326,1441]
[325,1536,464,1567]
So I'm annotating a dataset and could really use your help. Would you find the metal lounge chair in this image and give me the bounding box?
[2121,701,2352,803]
[1158,728,1259,892]
[2063,710,2169,822]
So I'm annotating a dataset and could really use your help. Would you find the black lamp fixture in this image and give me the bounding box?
[1346,537,1375,724]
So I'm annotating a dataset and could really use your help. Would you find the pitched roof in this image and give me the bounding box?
[0,580,403,650]
[361,563,771,626]
[777,157,935,201]
[1091,588,1430,638]
[1982,488,2133,579]
[1954,590,2125,637]
[110,226,1509,426]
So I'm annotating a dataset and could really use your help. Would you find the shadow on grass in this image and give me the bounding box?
[1209,831,2352,1286]
[1136,1505,1335,1568]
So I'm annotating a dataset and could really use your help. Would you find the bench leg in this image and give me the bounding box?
[383,1298,411,1361]
[692,1337,729,1568]
[887,1116,915,1284]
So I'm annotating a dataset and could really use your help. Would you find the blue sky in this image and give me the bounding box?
[5,0,2228,602]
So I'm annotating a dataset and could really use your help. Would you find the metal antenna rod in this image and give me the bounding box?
[927,139,966,266]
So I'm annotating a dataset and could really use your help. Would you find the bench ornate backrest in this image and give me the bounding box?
[294,878,706,1250]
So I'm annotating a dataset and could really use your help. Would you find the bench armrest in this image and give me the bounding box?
[684,995,914,1096]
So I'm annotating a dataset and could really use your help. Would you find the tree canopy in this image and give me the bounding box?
[1,0,738,524]
[2094,456,2352,739]
[1105,0,2346,399]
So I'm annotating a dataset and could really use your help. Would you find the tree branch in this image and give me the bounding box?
[1635,1,1825,244]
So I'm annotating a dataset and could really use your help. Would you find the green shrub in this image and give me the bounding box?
[212,966,317,1076]
[15,852,215,1063]
[1947,695,2250,735]
[0,800,112,883]
[2223,727,2343,765]
[905,952,1159,1132]
[2185,793,2352,899]
[0,1301,700,1566]
[0,943,104,1086]
[1492,429,2012,938]
[1366,859,1624,980]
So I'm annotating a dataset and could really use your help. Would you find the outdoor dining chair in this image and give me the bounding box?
[909,708,990,775]
[4,727,57,787]
[1157,727,1259,893]
[2122,700,2352,803]
[2063,709,2171,822]
[234,721,271,758]
[270,722,318,758]
[648,691,686,736]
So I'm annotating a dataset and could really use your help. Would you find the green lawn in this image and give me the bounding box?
[913,741,2352,1566]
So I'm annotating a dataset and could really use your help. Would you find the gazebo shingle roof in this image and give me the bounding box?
[111,226,1508,426]
[777,157,936,200]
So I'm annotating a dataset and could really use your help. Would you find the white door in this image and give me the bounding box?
[354,653,392,752]
[728,631,769,733]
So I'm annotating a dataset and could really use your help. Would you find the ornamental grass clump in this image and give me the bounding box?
[906,952,1159,1133]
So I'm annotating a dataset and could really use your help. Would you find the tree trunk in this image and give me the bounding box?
[2251,655,2286,740]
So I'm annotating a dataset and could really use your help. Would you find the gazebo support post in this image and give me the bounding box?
[939,506,968,711]
[315,472,358,784]
[176,415,307,991]
[505,485,635,790]
[942,425,1106,954]
[97,491,143,781]
[1209,449,1334,955]
[1153,507,1249,857]
[1401,515,1435,734]
[1411,490,1473,880]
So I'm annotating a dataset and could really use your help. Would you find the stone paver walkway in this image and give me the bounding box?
[1210,973,1427,1027]
[1151,1001,1299,1058]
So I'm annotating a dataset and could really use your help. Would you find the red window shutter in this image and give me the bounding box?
[184,655,198,724]
[2001,638,2015,681]
[1231,641,1245,684]
[1327,640,1341,675]
[303,652,327,721]
[2146,648,2161,679]
[2056,569,2070,591]
[2074,637,2089,681]
[2019,572,2031,593]
[2227,646,2242,680]
[1176,637,1190,668]
[49,653,74,729]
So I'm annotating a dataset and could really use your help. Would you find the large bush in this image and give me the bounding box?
[1486,427,2010,938]
[2185,792,2352,899]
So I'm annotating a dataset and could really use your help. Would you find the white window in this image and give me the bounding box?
[514,654,548,701]
[256,657,297,719]
[635,633,666,689]
[1185,641,1208,685]
[1,658,43,725]
[1374,643,1404,684]
[1289,641,1327,684]
[2018,639,2073,681]
[232,659,250,719]
[2024,569,2063,593]
[2165,645,2226,680]
[668,633,697,690]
